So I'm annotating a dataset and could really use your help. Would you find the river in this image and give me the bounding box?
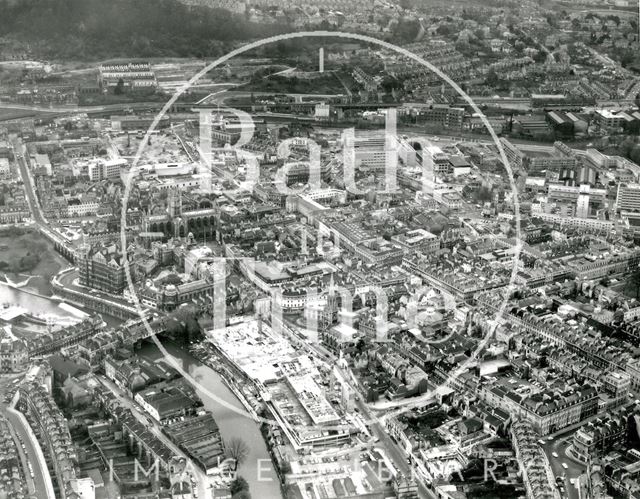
[138,341,283,499]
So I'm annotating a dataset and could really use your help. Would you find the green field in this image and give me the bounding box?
[0,227,67,295]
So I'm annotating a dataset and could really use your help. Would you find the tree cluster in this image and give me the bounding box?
[164,304,201,343]
[230,476,251,499]
[0,0,290,59]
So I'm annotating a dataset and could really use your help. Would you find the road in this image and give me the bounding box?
[4,407,55,499]
[9,424,37,499]
[12,138,46,226]
[0,101,163,114]
[8,420,37,497]
[541,435,585,499]
[195,85,239,106]
[534,414,614,499]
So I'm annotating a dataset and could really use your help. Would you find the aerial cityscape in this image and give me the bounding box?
[1,0,640,498]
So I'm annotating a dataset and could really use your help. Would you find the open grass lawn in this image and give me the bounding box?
[0,228,67,295]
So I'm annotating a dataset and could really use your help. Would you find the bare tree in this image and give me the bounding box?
[225,437,249,467]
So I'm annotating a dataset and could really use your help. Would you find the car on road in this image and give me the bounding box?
[562,463,569,470]
[552,452,559,458]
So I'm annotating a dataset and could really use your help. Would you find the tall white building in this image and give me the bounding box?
[547,184,607,218]
[499,137,525,170]
[576,184,591,218]
[343,131,388,171]
[617,183,640,212]
[88,158,128,181]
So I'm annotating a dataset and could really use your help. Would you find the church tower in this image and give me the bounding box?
[167,187,182,218]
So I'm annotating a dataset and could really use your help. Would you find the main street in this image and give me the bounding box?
[6,420,37,497]
[12,138,46,226]
[5,408,54,499]
[0,374,54,499]
[541,435,584,499]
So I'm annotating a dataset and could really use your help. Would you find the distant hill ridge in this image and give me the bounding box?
[0,0,289,60]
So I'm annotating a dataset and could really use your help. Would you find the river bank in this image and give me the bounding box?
[0,280,123,330]
[188,342,263,419]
